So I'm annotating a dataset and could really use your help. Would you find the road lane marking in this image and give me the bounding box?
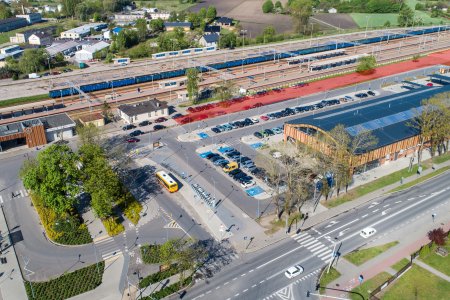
[243,289,248,293]
[241,273,246,277]
[206,291,211,294]
[383,204,390,208]
[318,249,332,258]
[224,282,229,285]
[340,189,446,243]
[249,269,254,273]
[252,284,257,288]
[325,220,338,228]
[302,239,318,247]
[317,219,359,239]
[0,196,3,204]
[361,214,368,218]
[234,293,239,297]
[395,201,402,203]
[382,209,391,216]
[373,209,379,212]
[233,277,237,281]
[407,197,415,201]
[256,245,303,269]
[299,237,315,244]
[216,286,220,290]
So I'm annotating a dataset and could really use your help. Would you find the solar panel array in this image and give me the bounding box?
[345,106,424,136]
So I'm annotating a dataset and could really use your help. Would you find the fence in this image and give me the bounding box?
[369,229,449,299]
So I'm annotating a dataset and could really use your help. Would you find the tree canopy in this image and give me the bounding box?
[356,55,377,73]
[262,0,274,13]
[186,68,200,103]
[288,0,313,33]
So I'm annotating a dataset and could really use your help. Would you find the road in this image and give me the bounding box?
[174,170,450,300]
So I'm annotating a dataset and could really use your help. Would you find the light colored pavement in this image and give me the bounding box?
[414,260,450,282]
[0,206,27,300]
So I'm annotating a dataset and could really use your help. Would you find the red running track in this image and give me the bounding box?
[175,49,450,125]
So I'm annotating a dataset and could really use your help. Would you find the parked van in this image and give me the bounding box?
[223,162,238,173]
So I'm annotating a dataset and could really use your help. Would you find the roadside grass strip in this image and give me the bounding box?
[418,237,450,276]
[389,166,450,193]
[199,151,213,158]
[197,132,209,139]
[250,142,265,149]
[380,265,450,300]
[391,258,411,272]
[344,241,399,266]
[350,272,391,300]
[0,94,50,109]
[246,186,264,197]
[319,267,341,294]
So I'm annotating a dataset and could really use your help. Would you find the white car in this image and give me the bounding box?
[285,265,304,279]
[241,180,256,188]
[360,227,376,239]
[251,117,260,123]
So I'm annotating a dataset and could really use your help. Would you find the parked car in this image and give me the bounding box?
[126,137,140,143]
[223,162,239,173]
[264,129,275,136]
[222,148,235,154]
[367,90,376,96]
[122,124,136,131]
[153,125,166,131]
[251,117,259,123]
[272,127,282,135]
[206,153,220,160]
[254,132,263,139]
[211,127,221,133]
[129,130,144,137]
[138,121,151,127]
[241,180,256,189]
[171,113,183,119]
[260,115,270,121]
[155,117,167,123]
[228,169,242,177]
[211,155,224,163]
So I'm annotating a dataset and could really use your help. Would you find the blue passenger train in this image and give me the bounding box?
[49,26,449,98]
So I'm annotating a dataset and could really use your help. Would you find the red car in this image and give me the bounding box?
[260,115,270,121]
[126,137,140,143]
[155,117,167,123]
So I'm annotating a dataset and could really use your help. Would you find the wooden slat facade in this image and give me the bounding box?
[0,124,47,148]
[284,123,423,167]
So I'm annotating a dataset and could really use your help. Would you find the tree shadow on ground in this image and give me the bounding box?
[193,239,237,280]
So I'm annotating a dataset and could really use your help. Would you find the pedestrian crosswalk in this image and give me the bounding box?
[0,189,29,204]
[95,236,122,260]
[291,232,333,263]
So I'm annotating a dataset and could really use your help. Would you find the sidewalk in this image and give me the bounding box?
[413,260,450,282]
[326,220,450,298]
[0,206,28,300]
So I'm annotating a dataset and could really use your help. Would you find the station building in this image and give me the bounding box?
[284,81,450,171]
[0,113,76,152]
[118,99,168,124]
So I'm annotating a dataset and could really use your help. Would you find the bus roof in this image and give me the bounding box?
[156,170,176,184]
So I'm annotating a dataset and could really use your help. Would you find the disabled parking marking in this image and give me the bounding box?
[199,151,213,158]
[197,132,210,139]
[246,186,264,197]
[250,142,265,149]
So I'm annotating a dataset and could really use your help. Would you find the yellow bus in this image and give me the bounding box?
[155,171,179,193]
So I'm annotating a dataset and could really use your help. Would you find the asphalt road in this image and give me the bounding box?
[174,170,450,300]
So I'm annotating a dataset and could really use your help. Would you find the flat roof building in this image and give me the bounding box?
[60,23,107,39]
[118,99,169,124]
[284,84,450,169]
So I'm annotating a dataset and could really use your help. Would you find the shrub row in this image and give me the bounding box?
[140,244,162,264]
[139,264,180,289]
[24,261,105,300]
[102,216,125,236]
[54,222,92,245]
[142,276,193,300]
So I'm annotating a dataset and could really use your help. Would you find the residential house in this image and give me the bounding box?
[204,25,221,35]
[29,32,53,46]
[216,17,233,27]
[74,41,110,61]
[164,22,192,31]
[0,18,28,33]
[60,23,108,39]
[118,99,169,124]
[199,33,219,48]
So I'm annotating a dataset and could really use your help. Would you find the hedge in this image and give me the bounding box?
[119,192,142,225]
[141,276,193,300]
[102,216,125,236]
[30,193,92,245]
[24,261,105,300]
[139,264,180,289]
[140,244,162,264]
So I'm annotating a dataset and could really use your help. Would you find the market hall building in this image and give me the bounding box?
[284,83,450,171]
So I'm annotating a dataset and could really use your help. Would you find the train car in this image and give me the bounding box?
[158,77,187,89]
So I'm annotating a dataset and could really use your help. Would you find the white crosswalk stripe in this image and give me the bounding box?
[308,244,325,252]
[299,237,315,244]
[290,232,334,263]
[302,239,319,247]
[317,249,332,258]
[0,195,3,204]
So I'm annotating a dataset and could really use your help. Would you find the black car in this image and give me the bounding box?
[153,125,166,131]
[228,169,242,176]
[254,132,263,139]
[129,130,144,137]
[211,127,221,133]
[122,124,136,131]
[211,155,224,163]
[219,161,229,168]
[206,153,220,160]
[138,120,151,127]
[171,113,183,119]
[367,90,375,96]
[243,118,254,125]
[238,175,253,183]
[264,129,274,136]
[226,151,240,157]
[233,172,247,180]
[239,157,251,163]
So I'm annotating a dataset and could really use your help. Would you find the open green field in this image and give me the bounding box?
[381,265,450,299]
[136,0,196,12]
[344,241,399,266]
[350,272,391,300]
[350,13,400,28]
[419,237,450,276]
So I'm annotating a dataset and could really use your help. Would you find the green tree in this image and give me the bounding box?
[288,0,313,33]
[275,1,283,11]
[135,18,148,42]
[398,5,414,27]
[187,12,201,28]
[61,0,81,17]
[262,0,274,13]
[150,18,165,32]
[215,79,236,101]
[158,239,179,265]
[198,7,207,20]
[219,32,237,49]
[18,49,47,75]
[263,25,276,42]
[356,55,376,73]
[186,68,200,103]
[76,123,102,146]
[206,6,217,21]
[20,144,81,214]
[0,3,12,19]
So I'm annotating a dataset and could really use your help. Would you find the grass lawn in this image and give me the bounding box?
[319,267,341,293]
[389,166,450,193]
[419,238,450,276]
[137,0,196,12]
[323,165,424,208]
[381,265,450,300]
[350,272,391,300]
[350,13,400,28]
[432,152,450,164]
[0,94,49,109]
[391,258,410,272]
[344,241,399,266]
